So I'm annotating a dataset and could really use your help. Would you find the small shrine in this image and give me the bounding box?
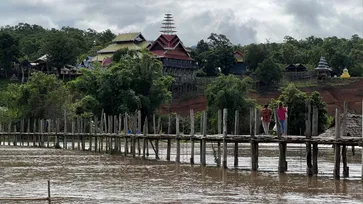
[315,56,332,80]
[340,67,351,78]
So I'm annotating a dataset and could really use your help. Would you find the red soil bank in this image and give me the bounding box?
[161,79,363,117]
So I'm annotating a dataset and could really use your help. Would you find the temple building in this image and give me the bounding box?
[93,32,150,62]
[148,14,198,84]
[230,50,247,75]
[315,56,332,79]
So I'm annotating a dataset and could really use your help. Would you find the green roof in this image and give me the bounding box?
[97,41,150,54]
[112,32,144,42]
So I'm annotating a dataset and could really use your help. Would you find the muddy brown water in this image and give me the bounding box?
[0,143,362,203]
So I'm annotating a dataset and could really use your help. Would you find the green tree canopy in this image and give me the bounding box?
[205,75,254,132]
[255,58,282,86]
[70,51,174,118]
[0,32,20,77]
[192,33,235,76]
[0,72,70,120]
[40,31,78,71]
[272,84,329,135]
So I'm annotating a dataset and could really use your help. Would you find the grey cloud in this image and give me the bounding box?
[0,0,362,46]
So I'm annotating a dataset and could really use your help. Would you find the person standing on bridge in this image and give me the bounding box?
[277,102,288,136]
[261,104,272,135]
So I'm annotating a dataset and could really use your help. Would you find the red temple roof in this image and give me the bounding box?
[148,34,193,61]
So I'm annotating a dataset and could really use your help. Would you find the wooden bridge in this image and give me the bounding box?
[0,102,362,181]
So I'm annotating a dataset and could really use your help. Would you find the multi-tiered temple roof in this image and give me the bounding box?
[315,56,332,71]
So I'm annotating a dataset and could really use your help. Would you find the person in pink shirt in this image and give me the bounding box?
[277,102,288,135]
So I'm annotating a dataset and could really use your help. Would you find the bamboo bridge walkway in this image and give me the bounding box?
[0,102,362,181]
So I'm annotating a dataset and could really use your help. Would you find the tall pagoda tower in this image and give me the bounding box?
[160,13,177,35]
[148,13,198,89]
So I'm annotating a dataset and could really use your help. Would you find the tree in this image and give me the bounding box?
[244,43,269,71]
[41,31,78,72]
[71,51,174,118]
[205,75,254,132]
[0,32,20,77]
[273,84,329,135]
[255,58,282,86]
[192,33,235,76]
[0,72,70,120]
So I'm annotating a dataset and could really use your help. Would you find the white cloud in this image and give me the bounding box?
[0,0,362,46]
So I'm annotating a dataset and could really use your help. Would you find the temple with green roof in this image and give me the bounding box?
[93,32,150,62]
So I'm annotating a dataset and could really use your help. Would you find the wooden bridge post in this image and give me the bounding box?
[63,110,67,149]
[40,119,44,147]
[190,109,195,165]
[234,110,239,167]
[342,101,349,178]
[217,109,222,167]
[334,108,341,179]
[124,115,128,156]
[33,120,36,147]
[361,100,363,180]
[13,124,17,146]
[222,108,228,169]
[251,107,259,171]
[8,122,11,146]
[153,114,159,159]
[176,114,181,163]
[137,110,142,156]
[143,117,147,159]
[94,116,98,153]
[274,105,287,172]
[77,117,81,150]
[27,119,30,147]
[202,111,207,166]
[312,106,319,176]
[166,114,171,161]
[71,119,75,150]
[47,119,50,148]
[89,117,93,152]
[20,119,24,146]
[305,100,313,176]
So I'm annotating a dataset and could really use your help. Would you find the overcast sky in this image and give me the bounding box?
[1,0,363,46]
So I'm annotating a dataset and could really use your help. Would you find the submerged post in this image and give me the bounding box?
[334,108,341,179]
[222,108,228,169]
[202,111,207,166]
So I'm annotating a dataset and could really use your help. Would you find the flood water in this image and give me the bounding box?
[0,143,363,203]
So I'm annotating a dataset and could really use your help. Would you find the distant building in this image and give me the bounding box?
[285,64,307,72]
[93,32,150,62]
[230,50,247,75]
[148,14,198,84]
